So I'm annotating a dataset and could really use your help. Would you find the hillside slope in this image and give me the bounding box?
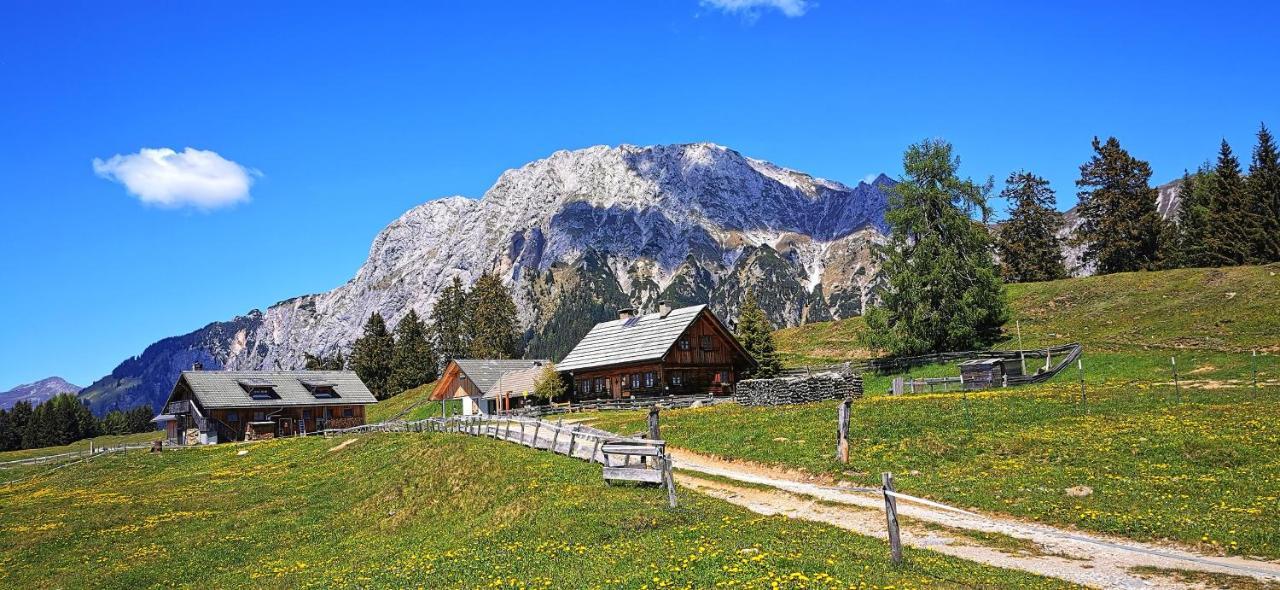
[775,264,1280,366]
[0,376,80,410]
[0,433,1068,589]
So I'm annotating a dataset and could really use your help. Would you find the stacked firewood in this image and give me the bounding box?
[737,372,863,406]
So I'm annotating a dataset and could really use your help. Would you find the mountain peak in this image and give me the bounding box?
[1,376,81,410]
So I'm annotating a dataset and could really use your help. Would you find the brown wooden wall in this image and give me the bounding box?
[208,405,367,441]
[568,312,754,399]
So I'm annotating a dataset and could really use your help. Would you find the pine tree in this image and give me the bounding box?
[1248,123,1280,261]
[1074,137,1166,274]
[349,312,396,399]
[303,351,345,370]
[862,139,1008,356]
[1171,168,1216,268]
[1201,140,1255,266]
[466,273,520,359]
[389,309,438,394]
[0,401,32,451]
[431,276,472,363]
[736,291,782,378]
[995,171,1067,282]
[126,405,156,433]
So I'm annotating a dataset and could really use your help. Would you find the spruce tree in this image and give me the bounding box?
[303,351,345,370]
[862,139,1008,356]
[390,309,438,394]
[349,312,396,399]
[430,276,472,363]
[1074,137,1166,274]
[1171,168,1216,268]
[736,291,782,378]
[466,273,520,359]
[1202,140,1255,266]
[1248,123,1280,261]
[995,171,1067,282]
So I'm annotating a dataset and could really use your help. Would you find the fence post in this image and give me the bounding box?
[1171,356,1181,402]
[1252,350,1259,395]
[882,472,902,565]
[551,420,562,454]
[836,397,851,463]
[1077,358,1087,411]
[662,452,678,508]
[531,420,541,449]
[567,425,579,458]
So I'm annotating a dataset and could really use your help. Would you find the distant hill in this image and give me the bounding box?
[0,377,81,410]
[775,263,1280,366]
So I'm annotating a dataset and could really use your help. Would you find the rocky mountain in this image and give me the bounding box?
[0,377,81,410]
[78,143,893,413]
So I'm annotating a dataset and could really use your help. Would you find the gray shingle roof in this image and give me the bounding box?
[556,304,707,373]
[453,359,550,394]
[178,370,377,409]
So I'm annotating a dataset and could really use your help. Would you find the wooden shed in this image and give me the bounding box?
[957,358,1024,389]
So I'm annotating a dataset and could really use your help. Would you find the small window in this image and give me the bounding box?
[324,408,332,419]
[310,386,339,399]
[629,374,641,389]
[700,336,713,351]
[678,336,690,351]
[593,377,604,393]
[226,412,239,422]
[253,411,265,421]
[670,372,683,386]
[249,387,278,400]
[343,408,354,418]
[578,380,591,394]
[644,372,655,388]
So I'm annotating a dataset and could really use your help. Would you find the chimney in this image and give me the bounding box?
[658,300,672,318]
[618,307,635,321]
[191,361,204,371]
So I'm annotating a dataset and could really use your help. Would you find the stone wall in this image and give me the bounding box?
[736,372,864,406]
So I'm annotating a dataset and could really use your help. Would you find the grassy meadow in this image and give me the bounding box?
[0,432,1072,589]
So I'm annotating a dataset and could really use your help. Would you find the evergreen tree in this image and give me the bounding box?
[1249,123,1280,261]
[736,291,783,378]
[466,273,520,359]
[389,309,438,394]
[1201,140,1256,266]
[995,171,1067,282]
[862,139,1008,356]
[1171,168,1216,268]
[126,405,155,433]
[1074,137,1167,274]
[0,401,33,451]
[431,276,472,363]
[349,312,396,399]
[303,351,345,370]
[21,394,98,449]
[100,410,129,436]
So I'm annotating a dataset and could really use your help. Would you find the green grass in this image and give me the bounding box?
[0,433,1072,589]
[775,264,1280,384]
[0,431,162,463]
[584,382,1280,559]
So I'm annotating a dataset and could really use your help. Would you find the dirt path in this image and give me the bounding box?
[672,449,1280,589]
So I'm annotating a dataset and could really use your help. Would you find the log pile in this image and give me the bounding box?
[737,372,864,406]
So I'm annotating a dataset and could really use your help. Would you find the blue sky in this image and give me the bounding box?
[1,1,1277,390]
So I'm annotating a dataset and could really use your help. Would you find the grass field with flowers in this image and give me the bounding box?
[0,431,1074,589]
[585,382,1280,559]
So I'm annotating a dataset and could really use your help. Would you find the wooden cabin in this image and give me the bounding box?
[158,369,377,444]
[556,303,757,399]
[431,359,550,416]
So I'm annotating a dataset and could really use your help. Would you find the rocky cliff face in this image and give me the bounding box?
[0,377,82,410]
[79,143,892,412]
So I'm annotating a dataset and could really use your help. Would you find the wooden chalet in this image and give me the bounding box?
[431,358,551,416]
[158,369,377,445]
[556,302,757,399]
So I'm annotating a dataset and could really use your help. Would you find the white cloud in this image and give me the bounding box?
[92,147,257,210]
[701,0,812,19]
